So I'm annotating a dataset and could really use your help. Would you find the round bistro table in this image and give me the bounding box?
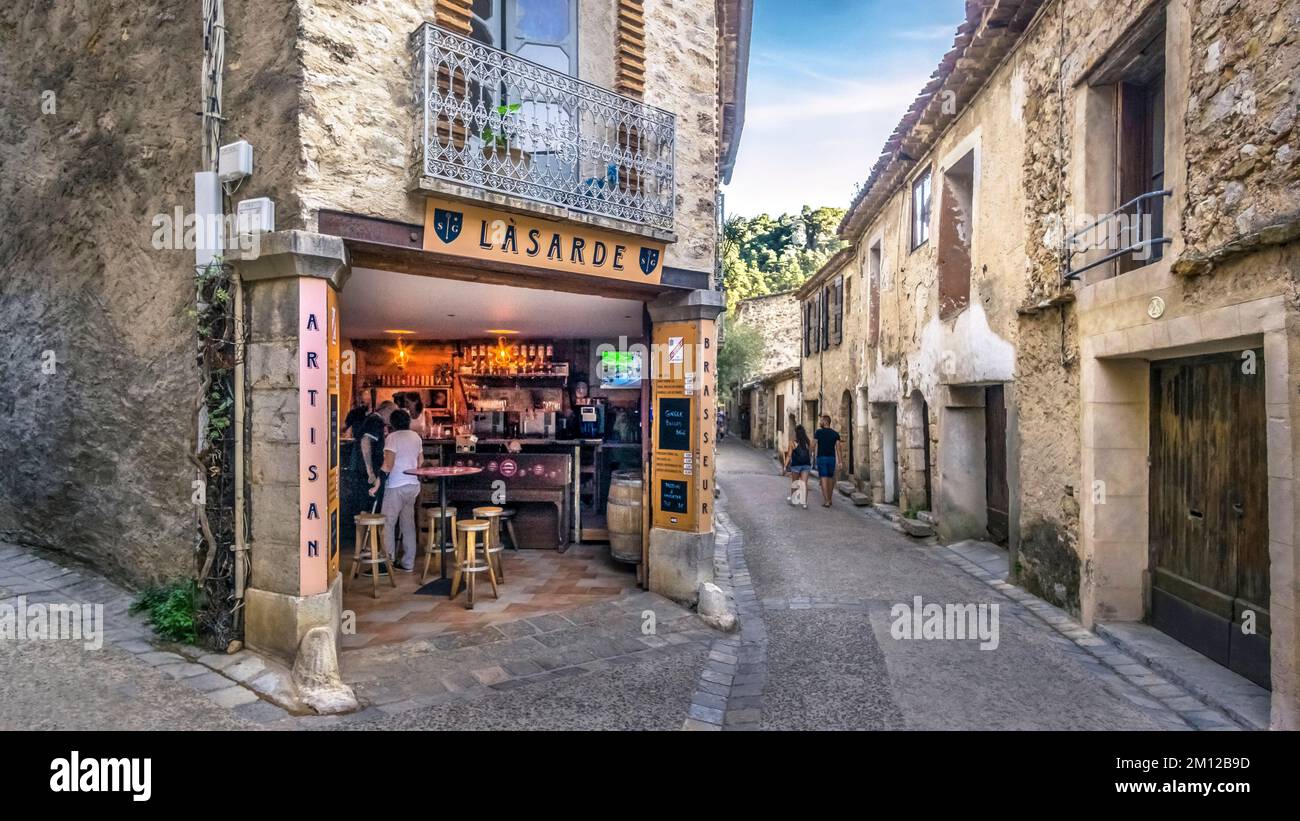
[405,466,483,595]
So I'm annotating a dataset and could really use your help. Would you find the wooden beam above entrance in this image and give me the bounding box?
[318,210,709,300]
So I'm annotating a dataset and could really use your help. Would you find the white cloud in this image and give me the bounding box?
[725,71,927,216]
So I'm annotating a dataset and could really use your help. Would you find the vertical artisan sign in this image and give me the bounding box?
[650,319,717,532]
[327,286,341,585]
[299,279,331,596]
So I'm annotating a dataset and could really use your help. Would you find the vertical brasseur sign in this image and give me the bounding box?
[299,279,334,596]
[650,319,717,533]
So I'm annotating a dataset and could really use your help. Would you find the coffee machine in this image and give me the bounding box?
[577,400,606,439]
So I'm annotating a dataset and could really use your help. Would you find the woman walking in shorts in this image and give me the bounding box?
[783,425,813,509]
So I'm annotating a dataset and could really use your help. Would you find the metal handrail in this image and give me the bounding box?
[1063,189,1172,280]
[410,23,676,231]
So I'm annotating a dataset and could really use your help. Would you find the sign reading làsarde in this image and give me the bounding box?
[422,198,665,286]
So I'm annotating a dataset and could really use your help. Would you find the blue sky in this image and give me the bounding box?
[723,0,966,217]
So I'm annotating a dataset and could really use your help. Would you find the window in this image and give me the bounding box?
[910,169,932,250]
[1116,63,1165,273]
[776,395,785,433]
[469,0,577,74]
[1071,7,1169,281]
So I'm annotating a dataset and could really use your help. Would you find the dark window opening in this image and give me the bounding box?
[938,149,974,320]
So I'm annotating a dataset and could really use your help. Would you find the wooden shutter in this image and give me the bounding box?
[803,301,811,356]
[869,248,881,346]
[435,0,474,35]
[616,0,646,98]
[832,275,844,346]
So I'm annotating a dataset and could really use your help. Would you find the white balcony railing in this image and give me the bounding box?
[410,23,676,232]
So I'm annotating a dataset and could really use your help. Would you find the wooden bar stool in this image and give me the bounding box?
[450,519,497,609]
[420,504,458,583]
[349,512,396,599]
[472,506,506,582]
[499,507,520,550]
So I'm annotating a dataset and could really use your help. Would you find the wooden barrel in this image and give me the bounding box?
[606,470,643,564]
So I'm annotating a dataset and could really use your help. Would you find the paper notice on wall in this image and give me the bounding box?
[668,336,684,364]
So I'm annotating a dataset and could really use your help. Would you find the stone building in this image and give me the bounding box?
[730,290,801,449]
[803,0,1300,727]
[1,0,750,677]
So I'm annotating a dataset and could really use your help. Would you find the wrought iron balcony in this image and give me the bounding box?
[410,23,676,233]
[1063,189,1172,280]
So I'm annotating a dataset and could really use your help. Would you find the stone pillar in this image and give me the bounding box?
[646,289,723,604]
[234,231,350,664]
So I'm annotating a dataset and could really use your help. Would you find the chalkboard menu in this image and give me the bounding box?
[661,479,689,513]
[658,397,692,451]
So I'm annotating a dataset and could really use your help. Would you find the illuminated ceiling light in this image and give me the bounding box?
[385,329,415,335]
[392,338,412,369]
[485,329,520,335]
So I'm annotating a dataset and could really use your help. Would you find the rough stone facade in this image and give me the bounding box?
[0,0,731,592]
[280,0,720,275]
[733,291,800,376]
[809,0,1300,726]
[0,0,301,584]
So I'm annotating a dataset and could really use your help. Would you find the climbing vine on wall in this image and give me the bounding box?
[192,257,242,649]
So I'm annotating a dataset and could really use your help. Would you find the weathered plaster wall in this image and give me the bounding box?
[0,2,195,583]
[0,1,305,586]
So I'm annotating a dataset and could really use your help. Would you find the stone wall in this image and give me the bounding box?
[0,1,201,583]
[0,1,305,586]
[733,292,800,377]
[1181,0,1300,265]
[284,0,719,274]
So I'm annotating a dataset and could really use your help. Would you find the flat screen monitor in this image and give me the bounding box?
[599,349,643,389]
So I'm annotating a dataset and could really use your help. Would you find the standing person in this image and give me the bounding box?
[408,393,427,438]
[783,425,813,509]
[814,415,843,508]
[360,400,397,510]
[379,409,423,572]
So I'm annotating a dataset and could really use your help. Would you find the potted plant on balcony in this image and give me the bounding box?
[481,102,531,167]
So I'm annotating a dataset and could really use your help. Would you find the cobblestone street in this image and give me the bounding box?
[693,440,1249,731]
[0,439,1257,730]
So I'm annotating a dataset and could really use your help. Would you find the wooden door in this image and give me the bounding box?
[984,385,1009,545]
[1149,351,1270,689]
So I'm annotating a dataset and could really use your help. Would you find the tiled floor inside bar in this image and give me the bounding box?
[340,544,639,650]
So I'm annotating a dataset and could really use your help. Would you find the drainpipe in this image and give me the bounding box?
[233,275,246,618]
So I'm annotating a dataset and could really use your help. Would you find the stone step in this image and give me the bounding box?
[835,481,856,497]
[899,517,935,538]
[917,510,937,526]
[874,503,902,522]
[850,492,872,507]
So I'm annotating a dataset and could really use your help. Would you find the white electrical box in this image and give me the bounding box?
[218,140,253,182]
[194,171,223,269]
[236,197,275,235]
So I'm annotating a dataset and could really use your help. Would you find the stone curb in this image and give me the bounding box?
[682,492,767,731]
[0,543,294,726]
[930,543,1243,731]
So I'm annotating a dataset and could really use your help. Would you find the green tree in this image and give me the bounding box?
[720,206,846,313]
[717,319,765,407]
